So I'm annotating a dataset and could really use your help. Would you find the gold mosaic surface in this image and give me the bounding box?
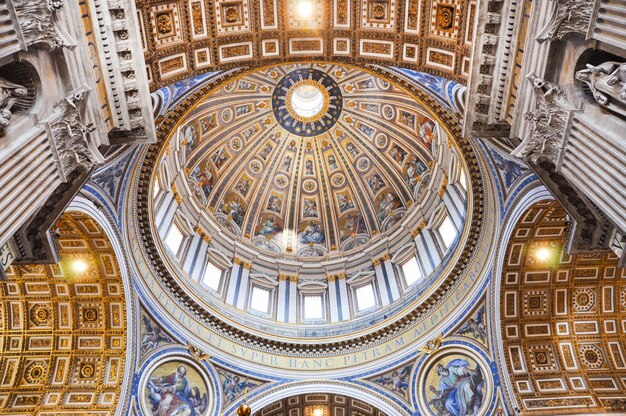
[500,201,626,414]
[0,212,127,415]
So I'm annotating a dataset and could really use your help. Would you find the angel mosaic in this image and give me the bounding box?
[378,192,399,222]
[419,119,437,147]
[328,154,338,170]
[221,373,256,404]
[145,363,208,416]
[259,143,273,161]
[346,142,360,158]
[357,79,375,89]
[243,125,259,140]
[200,114,216,134]
[400,110,416,129]
[406,157,428,193]
[141,315,172,354]
[456,305,487,344]
[281,155,292,171]
[236,104,251,116]
[305,160,314,175]
[360,124,375,138]
[234,178,252,197]
[211,147,228,170]
[182,124,197,156]
[427,357,485,416]
[368,173,386,194]
[257,216,282,239]
[266,195,282,213]
[219,197,245,226]
[373,365,412,396]
[337,193,355,213]
[339,214,367,242]
[390,144,408,165]
[303,199,318,218]
[191,165,214,198]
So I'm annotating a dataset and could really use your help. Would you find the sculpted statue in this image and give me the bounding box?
[536,0,592,43]
[512,73,573,165]
[576,61,626,118]
[0,78,28,128]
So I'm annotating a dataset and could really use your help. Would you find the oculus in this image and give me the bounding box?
[272,68,343,136]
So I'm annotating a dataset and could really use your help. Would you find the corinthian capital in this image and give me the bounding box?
[536,0,593,43]
[512,73,575,165]
[12,0,75,50]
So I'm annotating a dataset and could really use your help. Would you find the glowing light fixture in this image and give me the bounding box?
[534,247,551,262]
[72,259,88,273]
[291,83,324,118]
[296,0,313,18]
[313,408,324,416]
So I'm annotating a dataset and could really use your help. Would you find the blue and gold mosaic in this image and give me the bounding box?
[272,68,343,137]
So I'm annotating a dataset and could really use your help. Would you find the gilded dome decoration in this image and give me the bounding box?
[147,62,473,337]
[176,63,444,259]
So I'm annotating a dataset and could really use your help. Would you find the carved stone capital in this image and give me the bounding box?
[511,73,575,165]
[46,90,101,180]
[13,0,75,50]
[536,0,593,43]
[0,77,28,129]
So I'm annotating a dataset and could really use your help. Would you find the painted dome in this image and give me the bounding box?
[149,62,471,338]
[178,63,439,258]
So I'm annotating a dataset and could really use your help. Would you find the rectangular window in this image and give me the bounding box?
[153,177,161,199]
[355,283,376,311]
[165,223,184,255]
[201,261,222,292]
[303,295,324,320]
[459,170,467,191]
[250,286,271,314]
[402,256,422,287]
[438,215,457,250]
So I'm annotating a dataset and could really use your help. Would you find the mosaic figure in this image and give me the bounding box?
[427,358,485,416]
[400,110,416,129]
[182,124,197,156]
[266,195,282,213]
[235,178,251,197]
[236,104,250,116]
[360,124,375,138]
[456,306,487,343]
[346,142,360,157]
[368,173,386,194]
[303,199,318,218]
[141,315,171,354]
[298,223,325,244]
[200,114,216,134]
[220,197,245,226]
[328,154,338,170]
[259,143,273,160]
[257,216,281,238]
[191,165,214,198]
[339,214,367,242]
[305,160,314,175]
[221,373,255,404]
[419,119,437,146]
[373,365,412,396]
[281,155,292,171]
[390,145,408,165]
[211,147,228,169]
[337,193,355,212]
[406,157,428,193]
[145,363,208,416]
[378,192,398,222]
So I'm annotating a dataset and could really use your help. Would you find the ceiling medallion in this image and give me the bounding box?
[272,68,343,137]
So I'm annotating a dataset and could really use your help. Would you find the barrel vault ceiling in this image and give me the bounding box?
[135,0,476,89]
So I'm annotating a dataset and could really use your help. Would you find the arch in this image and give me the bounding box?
[497,198,626,414]
[0,209,129,415]
[236,381,411,416]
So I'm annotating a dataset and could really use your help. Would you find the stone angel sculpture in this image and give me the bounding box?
[576,61,626,118]
[0,78,28,129]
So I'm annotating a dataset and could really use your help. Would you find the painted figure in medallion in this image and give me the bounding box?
[146,364,208,416]
[427,358,484,416]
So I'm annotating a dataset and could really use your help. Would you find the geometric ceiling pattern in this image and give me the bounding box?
[253,393,387,416]
[500,201,626,414]
[136,0,476,89]
[0,212,127,415]
[176,63,443,257]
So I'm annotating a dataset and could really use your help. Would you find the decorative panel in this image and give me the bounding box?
[0,211,127,415]
[500,201,626,414]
